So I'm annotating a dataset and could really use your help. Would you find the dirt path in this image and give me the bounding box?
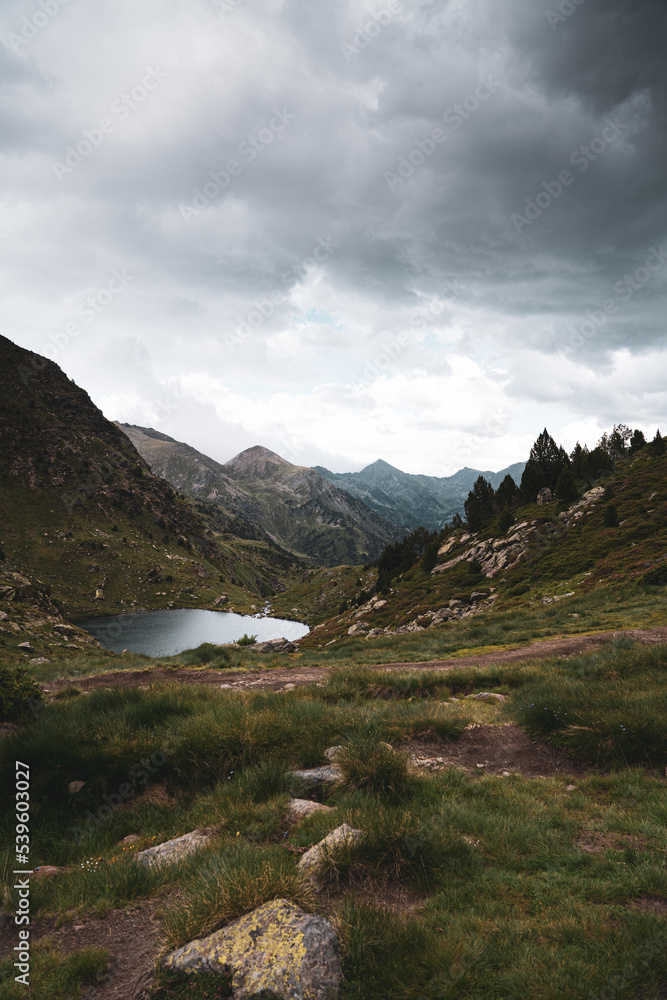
[0,898,162,1000]
[43,625,667,695]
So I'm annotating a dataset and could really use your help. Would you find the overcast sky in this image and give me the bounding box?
[1,0,665,475]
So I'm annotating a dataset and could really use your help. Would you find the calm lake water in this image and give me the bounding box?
[74,609,309,657]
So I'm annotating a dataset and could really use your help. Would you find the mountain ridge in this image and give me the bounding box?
[121,426,401,566]
[314,459,527,532]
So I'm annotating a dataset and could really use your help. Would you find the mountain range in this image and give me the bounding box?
[314,458,526,532]
[0,335,304,648]
[120,425,401,566]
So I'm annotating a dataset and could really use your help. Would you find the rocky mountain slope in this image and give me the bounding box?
[314,458,526,532]
[273,445,667,645]
[121,427,401,566]
[0,336,303,661]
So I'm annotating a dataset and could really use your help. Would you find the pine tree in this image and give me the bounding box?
[495,474,517,509]
[650,429,665,455]
[464,476,495,531]
[556,464,578,504]
[629,429,646,453]
[520,429,568,500]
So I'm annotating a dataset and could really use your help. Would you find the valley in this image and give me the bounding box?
[1,335,666,1000]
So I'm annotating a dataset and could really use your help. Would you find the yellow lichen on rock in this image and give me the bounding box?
[162,898,340,999]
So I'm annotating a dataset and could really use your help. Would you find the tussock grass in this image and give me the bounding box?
[510,639,667,766]
[321,800,477,891]
[0,940,108,1000]
[336,733,413,799]
[161,840,316,948]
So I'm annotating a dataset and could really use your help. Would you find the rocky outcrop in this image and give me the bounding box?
[431,487,608,581]
[161,899,341,999]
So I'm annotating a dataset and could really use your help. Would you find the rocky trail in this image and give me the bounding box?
[42,625,667,696]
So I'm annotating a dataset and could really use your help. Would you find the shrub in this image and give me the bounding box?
[603,503,619,527]
[0,664,42,721]
[235,634,257,646]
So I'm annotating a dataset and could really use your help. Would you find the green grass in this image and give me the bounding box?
[0,940,108,1000]
[509,638,667,766]
[161,839,316,948]
[1,642,666,999]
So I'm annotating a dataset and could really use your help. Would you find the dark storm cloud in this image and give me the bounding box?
[0,0,665,471]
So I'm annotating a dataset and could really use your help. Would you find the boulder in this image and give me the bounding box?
[252,638,298,653]
[161,899,341,999]
[536,488,553,505]
[136,828,213,867]
[287,798,333,821]
[297,824,364,885]
[30,657,51,664]
[346,623,368,636]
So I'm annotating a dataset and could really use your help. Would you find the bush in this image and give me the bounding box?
[235,633,257,646]
[603,503,619,527]
[0,664,42,721]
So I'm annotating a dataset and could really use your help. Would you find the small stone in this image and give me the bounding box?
[502,771,511,777]
[136,829,213,868]
[119,834,141,845]
[476,763,486,769]
[282,683,296,691]
[31,866,68,879]
[287,799,333,821]
[565,784,577,792]
[289,766,343,789]
[18,642,34,651]
[30,657,51,664]
[297,824,365,885]
[68,781,86,794]
[323,746,344,762]
[474,692,506,702]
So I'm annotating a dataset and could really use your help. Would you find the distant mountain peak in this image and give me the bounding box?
[223,446,294,477]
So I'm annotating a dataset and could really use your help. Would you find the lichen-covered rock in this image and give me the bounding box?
[161,899,340,999]
[288,798,333,821]
[297,824,364,884]
[135,829,212,868]
[289,766,342,788]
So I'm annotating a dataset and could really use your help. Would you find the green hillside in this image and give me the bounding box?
[0,336,303,662]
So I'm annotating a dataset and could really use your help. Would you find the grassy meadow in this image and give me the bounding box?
[1,637,666,999]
